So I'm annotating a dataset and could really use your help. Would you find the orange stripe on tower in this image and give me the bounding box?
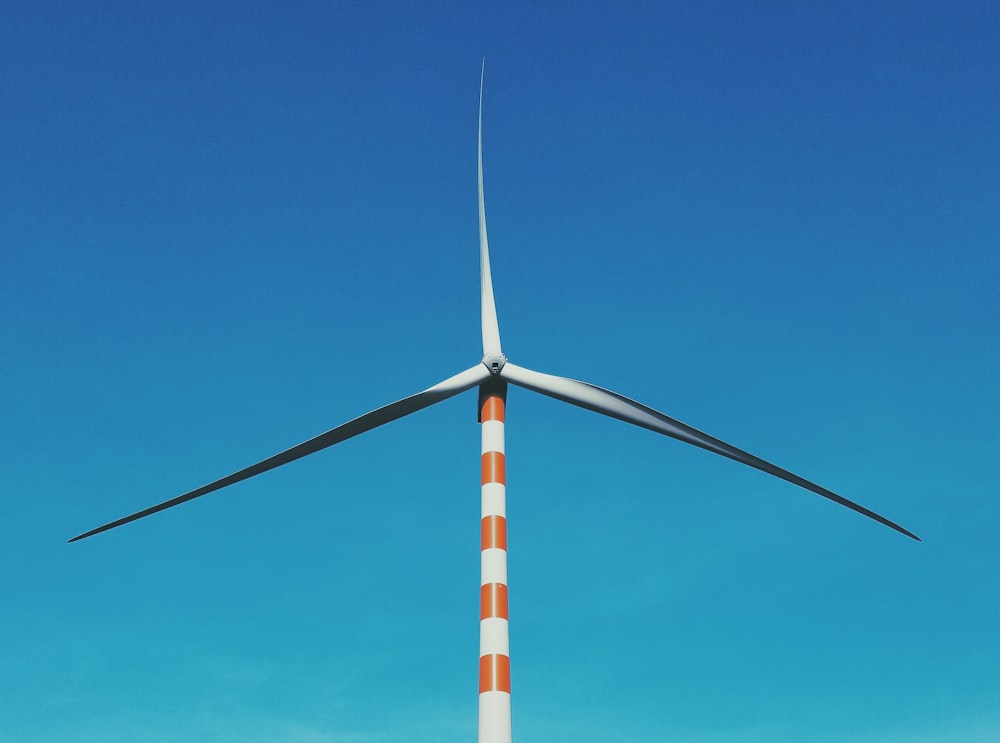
[479,653,511,693]
[480,582,509,620]
[481,395,505,423]
[481,515,507,550]
[481,451,506,485]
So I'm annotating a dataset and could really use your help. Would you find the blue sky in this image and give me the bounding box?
[2,2,998,741]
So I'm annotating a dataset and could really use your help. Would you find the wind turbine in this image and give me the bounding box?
[70,69,919,743]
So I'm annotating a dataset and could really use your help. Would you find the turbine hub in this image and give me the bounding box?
[482,352,507,375]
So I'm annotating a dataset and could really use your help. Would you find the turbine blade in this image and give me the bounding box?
[479,62,503,359]
[70,364,492,542]
[500,362,919,540]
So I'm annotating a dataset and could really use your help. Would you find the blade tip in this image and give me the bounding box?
[881,514,920,541]
[68,523,111,543]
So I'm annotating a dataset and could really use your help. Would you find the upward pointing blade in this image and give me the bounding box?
[69,365,492,542]
[500,362,919,540]
[479,63,503,360]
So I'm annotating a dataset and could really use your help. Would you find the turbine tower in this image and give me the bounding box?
[71,68,918,743]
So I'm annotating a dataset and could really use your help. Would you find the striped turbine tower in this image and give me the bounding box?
[476,62,512,742]
[479,381,510,742]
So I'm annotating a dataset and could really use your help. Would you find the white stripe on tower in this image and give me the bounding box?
[479,387,511,743]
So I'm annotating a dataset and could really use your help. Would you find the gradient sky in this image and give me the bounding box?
[2,2,998,742]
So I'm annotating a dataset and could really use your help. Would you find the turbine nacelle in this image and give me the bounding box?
[482,352,507,375]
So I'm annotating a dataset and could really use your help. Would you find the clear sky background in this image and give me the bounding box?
[2,2,997,742]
